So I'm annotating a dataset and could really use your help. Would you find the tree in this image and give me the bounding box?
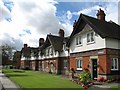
[1,44,16,66]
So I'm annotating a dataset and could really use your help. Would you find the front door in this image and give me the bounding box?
[35,60,39,71]
[92,59,98,79]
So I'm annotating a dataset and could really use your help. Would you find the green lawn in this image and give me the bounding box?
[110,85,120,89]
[2,69,82,89]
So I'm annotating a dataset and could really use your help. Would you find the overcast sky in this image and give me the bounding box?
[0,0,119,51]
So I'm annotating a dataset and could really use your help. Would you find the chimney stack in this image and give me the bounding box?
[73,20,77,28]
[24,44,27,48]
[59,29,64,37]
[96,8,106,21]
[39,38,44,46]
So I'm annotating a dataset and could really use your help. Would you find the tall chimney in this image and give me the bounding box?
[59,29,64,37]
[39,38,44,46]
[73,20,77,28]
[96,8,106,21]
[24,44,27,48]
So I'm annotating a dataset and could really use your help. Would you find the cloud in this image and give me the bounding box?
[0,33,23,50]
[71,3,118,23]
[67,11,72,20]
[13,0,61,35]
[0,1,118,51]
[0,0,11,21]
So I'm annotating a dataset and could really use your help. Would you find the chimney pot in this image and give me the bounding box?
[73,20,77,28]
[96,8,106,21]
[24,44,27,48]
[39,38,44,46]
[59,29,64,37]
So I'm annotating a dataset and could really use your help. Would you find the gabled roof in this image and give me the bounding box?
[30,47,39,52]
[42,35,68,51]
[67,14,120,46]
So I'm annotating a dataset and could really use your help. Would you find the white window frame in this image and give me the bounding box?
[50,47,53,55]
[87,32,95,44]
[64,60,67,68]
[46,61,49,68]
[76,35,82,46]
[76,59,82,70]
[63,43,66,51]
[42,62,44,69]
[111,58,118,70]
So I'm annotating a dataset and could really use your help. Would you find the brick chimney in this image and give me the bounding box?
[24,44,27,48]
[59,29,64,37]
[96,8,106,21]
[39,38,44,46]
[73,20,77,28]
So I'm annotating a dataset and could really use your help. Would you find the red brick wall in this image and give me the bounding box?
[82,56,90,71]
[70,56,76,70]
[98,55,107,74]
[20,60,30,69]
[21,60,24,69]
[31,60,35,70]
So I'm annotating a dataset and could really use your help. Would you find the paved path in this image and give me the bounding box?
[0,70,20,90]
[88,81,120,90]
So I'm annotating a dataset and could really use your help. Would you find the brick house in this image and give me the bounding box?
[21,44,31,69]
[13,51,21,69]
[67,9,120,80]
[30,47,39,71]
[39,29,69,74]
[20,29,69,74]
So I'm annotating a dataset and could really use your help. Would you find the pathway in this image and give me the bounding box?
[0,70,20,90]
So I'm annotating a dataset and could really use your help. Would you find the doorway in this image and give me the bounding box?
[91,59,98,79]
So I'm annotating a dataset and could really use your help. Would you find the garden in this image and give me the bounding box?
[2,69,83,89]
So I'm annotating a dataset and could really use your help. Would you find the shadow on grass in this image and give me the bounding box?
[6,74,29,77]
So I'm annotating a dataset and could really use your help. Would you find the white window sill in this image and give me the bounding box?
[76,68,82,70]
[111,69,118,71]
[76,44,83,47]
[87,41,95,45]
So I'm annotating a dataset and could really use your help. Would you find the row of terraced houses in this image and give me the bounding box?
[14,9,120,80]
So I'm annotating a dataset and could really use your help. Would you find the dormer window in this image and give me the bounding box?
[50,47,53,55]
[87,32,95,44]
[76,36,82,46]
[63,43,66,51]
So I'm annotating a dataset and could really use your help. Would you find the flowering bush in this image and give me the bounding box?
[97,76,105,82]
[79,69,91,85]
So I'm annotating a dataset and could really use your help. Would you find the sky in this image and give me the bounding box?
[0,0,119,51]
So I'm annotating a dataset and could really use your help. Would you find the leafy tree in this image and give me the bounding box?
[1,44,16,66]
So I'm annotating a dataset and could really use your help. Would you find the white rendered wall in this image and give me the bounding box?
[70,25,106,54]
[105,38,120,49]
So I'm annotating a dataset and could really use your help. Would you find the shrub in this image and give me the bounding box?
[79,69,91,85]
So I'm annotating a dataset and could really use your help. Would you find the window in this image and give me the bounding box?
[87,32,95,44]
[64,60,67,68]
[63,44,66,50]
[42,62,44,69]
[46,61,48,68]
[50,47,53,55]
[76,37,78,45]
[111,58,118,70]
[76,36,82,45]
[77,59,82,70]
[46,48,50,56]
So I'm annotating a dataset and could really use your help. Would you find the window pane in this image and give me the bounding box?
[64,60,67,67]
[111,59,114,69]
[114,58,118,69]
[87,34,90,43]
[77,60,79,68]
[80,60,82,68]
[79,36,81,44]
[91,32,94,42]
[76,37,78,45]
